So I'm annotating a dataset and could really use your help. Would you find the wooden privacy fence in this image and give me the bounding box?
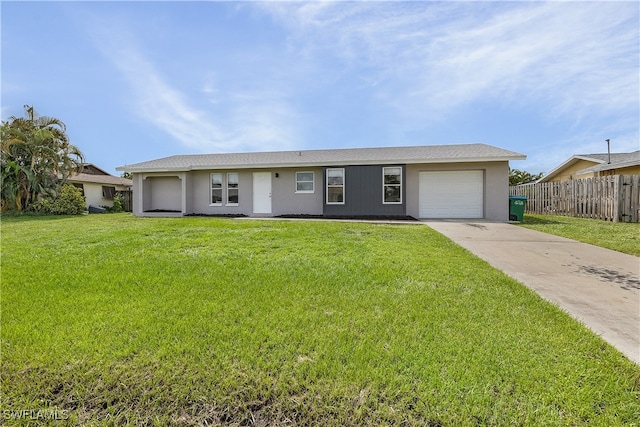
[116,190,133,212]
[509,175,640,222]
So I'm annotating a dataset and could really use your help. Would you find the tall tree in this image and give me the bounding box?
[1,105,84,211]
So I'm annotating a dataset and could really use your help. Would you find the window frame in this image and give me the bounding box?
[102,185,116,200]
[226,172,239,206]
[383,167,402,204]
[326,168,345,205]
[295,171,315,194]
[210,173,223,206]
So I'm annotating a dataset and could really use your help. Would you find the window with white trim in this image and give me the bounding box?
[383,167,402,204]
[295,171,314,193]
[211,173,223,205]
[227,173,239,205]
[326,168,345,204]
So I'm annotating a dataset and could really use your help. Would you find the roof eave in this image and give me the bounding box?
[539,155,604,183]
[119,155,525,173]
[575,159,640,175]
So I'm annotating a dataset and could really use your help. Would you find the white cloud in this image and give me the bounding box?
[83,15,299,153]
[76,1,636,167]
[112,47,227,151]
[259,1,638,127]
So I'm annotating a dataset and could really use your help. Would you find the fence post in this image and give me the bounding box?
[612,175,621,222]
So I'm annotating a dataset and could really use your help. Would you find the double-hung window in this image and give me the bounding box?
[383,167,402,204]
[211,172,239,206]
[326,168,345,204]
[296,172,314,193]
[211,173,223,205]
[227,173,239,205]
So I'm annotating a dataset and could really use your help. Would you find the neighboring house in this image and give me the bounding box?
[67,164,133,209]
[539,151,640,183]
[116,144,526,221]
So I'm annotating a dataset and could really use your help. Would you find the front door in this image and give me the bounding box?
[253,172,272,214]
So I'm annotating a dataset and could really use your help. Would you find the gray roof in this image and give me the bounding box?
[575,150,640,174]
[68,172,133,187]
[541,151,640,182]
[117,143,526,173]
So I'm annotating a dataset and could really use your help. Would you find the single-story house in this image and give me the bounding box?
[67,164,133,209]
[116,143,526,221]
[573,151,640,178]
[539,151,640,183]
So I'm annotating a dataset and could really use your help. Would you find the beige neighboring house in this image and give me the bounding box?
[539,151,640,183]
[67,164,133,208]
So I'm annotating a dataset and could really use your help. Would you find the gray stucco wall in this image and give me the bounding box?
[186,168,323,216]
[189,170,251,215]
[132,161,510,220]
[147,176,182,211]
[406,161,510,221]
[270,168,323,216]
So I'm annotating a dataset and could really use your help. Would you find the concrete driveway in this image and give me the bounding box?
[424,220,640,364]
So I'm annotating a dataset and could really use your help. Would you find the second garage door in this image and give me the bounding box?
[419,171,483,218]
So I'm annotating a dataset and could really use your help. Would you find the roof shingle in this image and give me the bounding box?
[117,143,525,172]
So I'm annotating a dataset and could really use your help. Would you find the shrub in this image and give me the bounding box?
[102,194,124,213]
[111,194,124,213]
[31,184,86,215]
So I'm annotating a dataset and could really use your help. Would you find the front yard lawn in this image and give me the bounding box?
[520,214,640,256]
[2,214,639,425]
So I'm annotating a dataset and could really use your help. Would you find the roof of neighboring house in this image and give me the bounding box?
[575,150,640,175]
[68,173,133,186]
[68,163,133,187]
[116,143,526,173]
[540,151,640,182]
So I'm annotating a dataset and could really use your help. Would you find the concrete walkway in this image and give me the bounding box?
[424,220,640,364]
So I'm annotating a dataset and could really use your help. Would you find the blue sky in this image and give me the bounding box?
[2,1,638,176]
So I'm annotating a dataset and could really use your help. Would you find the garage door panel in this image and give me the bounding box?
[419,171,483,218]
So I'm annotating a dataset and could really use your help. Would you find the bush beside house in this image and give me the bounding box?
[31,184,86,215]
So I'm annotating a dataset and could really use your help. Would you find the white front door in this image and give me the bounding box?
[253,172,272,214]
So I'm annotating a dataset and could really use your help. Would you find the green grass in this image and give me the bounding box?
[520,214,640,256]
[2,214,639,425]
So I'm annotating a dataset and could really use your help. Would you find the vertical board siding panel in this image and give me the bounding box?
[613,175,621,222]
[592,178,597,219]
[607,176,613,221]
[631,175,640,222]
[621,175,633,222]
[591,178,595,218]
[597,177,603,220]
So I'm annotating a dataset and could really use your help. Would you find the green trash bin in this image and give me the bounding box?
[509,196,527,222]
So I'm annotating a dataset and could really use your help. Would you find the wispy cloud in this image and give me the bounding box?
[260,2,638,126]
[81,13,299,153]
[74,1,636,170]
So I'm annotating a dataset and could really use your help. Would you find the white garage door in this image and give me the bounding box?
[419,171,483,218]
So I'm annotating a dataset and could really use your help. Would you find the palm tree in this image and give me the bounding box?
[1,105,84,211]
